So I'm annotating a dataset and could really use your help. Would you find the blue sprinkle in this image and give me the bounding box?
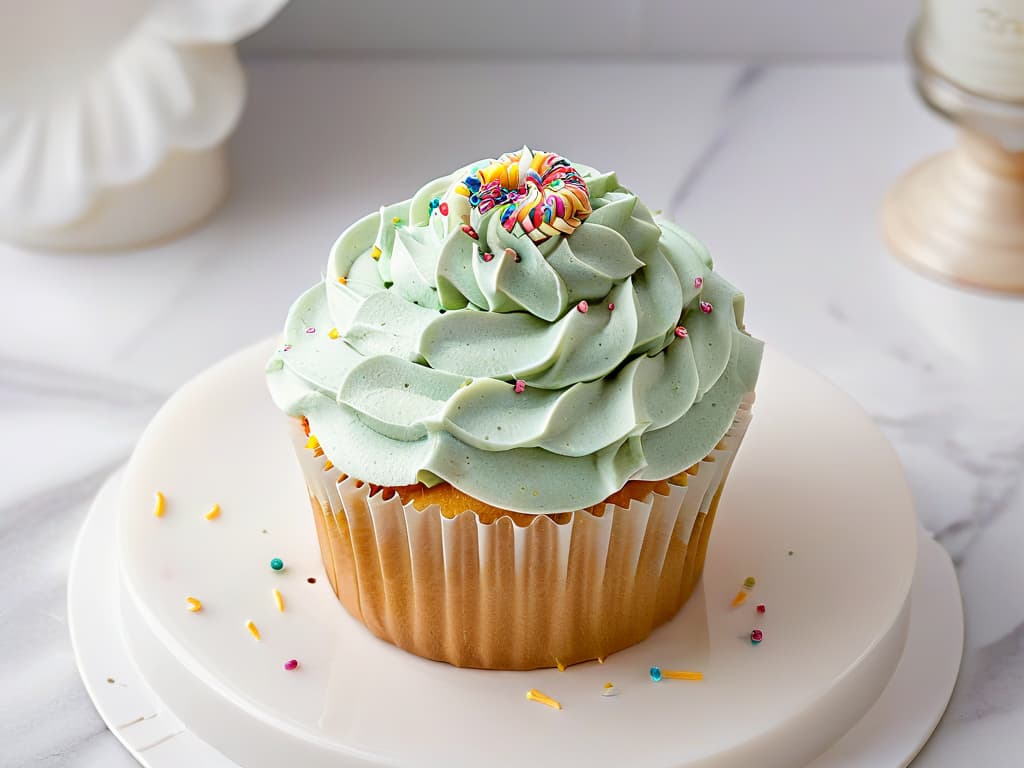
[649,666,663,682]
[469,194,480,206]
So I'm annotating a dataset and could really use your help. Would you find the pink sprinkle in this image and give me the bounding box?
[284,659,299,671]
[674,326,688,338]
[439,202,449,216]
[750,629,764,644]
[305,327,316,334]
[461,224,478,239]
[513,379,526,394]
[577,300,589,314]
[482,251,494,262]
[700,301,713,314]
[505,247,520,263]
[756,604,766,614]
[282,344,292,352]
[694,276,703,289]
[608,303,615,311]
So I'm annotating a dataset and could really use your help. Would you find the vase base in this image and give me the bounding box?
[883,132,1024,295]
[2,146,228,252]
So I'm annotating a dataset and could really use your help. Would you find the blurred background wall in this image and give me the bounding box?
[243,0,918,60]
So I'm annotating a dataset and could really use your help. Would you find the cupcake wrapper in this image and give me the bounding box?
[292,398,754,670]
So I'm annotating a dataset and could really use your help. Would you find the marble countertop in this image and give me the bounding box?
[2,56,1022,766]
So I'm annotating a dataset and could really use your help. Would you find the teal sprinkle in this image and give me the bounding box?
[270,558,285,572]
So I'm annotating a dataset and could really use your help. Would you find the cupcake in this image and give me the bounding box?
[267,148,762,670]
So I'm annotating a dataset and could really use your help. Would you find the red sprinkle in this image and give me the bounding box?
[513,379,526,394]
[750,629,764,644]
[482,251,494,262]
[284,659,299,671]
[694,276,703,289]
[461,224,478,240]
[577,300,589,314]
[700,301,713,314]
[674,326,688,338]
[439,202,449,216]
[608,303,615,311]
[756,604,766,614]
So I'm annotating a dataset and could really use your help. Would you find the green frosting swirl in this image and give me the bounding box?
[267,152,763,514]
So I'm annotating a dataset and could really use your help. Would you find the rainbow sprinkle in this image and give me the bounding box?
[153,491,166,518]
[204,504,221,521]
[185,597,202,612]
[526,688,562,710]
[246,620,261,641]
[273,588,285,612]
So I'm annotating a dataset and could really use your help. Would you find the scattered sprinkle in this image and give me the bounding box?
[153,491,166,518]
[246,620,261,641]
[514,379,526,394]
[577,300,589,314]
[270,558,285,572]
[555,658,566,672]
[504,247,520,262]
[526,688,562,710]
[750,629,764,645]
[602,682,617,697]
[337,276,347,285]
[284,659,299,671]
[439,202,449,216]
[429,197,440,211]
[185,597,202,612]
[305,435,320,450]
[461,224,478,239]
[650,667,703,682]
[307,577,317,584]
[744,576,757,590]
[204,504,221,521]
[305,327,316,334]
[607,303,615,311]
[756,603,766,614]
[328,328,340,339]
[694,276,703,289]
[273,588,285,612]
[282,344,292,352]
[371,245,382,260]
[482,251,494,262]
[700,301,713,314]
[392,216,401,225]
[731,590,748,607]
[674,326,688,339]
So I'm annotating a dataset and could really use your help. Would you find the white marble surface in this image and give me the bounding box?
[1,56,1021,766]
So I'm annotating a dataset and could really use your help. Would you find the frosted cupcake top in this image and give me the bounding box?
[267,148,762,514]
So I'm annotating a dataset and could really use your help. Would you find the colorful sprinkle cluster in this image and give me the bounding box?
[452,149,592,243]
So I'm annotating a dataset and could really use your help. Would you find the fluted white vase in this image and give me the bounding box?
[0,0,288,251]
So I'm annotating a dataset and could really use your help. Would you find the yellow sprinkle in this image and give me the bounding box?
[555,658,566,672]
[371,245,382,260]
[392,216,401,224]
[305,435,320,450]
[731,590,748,607]
[323,460,334,471]
[153,491,166,518]
[525,688,562,710]
[246,620,261,641]
[328,328,340,339]
[603,681,614,689]
[185,597,202,612]
[273,588,285,612]
[337,276,347,285]
[661,670,704,681]
[205,504,221,521]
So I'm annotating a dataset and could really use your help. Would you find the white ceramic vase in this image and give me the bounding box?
[0,0,288,251]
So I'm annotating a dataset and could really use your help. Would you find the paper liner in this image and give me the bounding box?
[292,398,754,670]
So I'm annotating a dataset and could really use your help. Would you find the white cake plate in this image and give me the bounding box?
[68,343,963,768]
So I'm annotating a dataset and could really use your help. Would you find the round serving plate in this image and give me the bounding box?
[69,342,963,768]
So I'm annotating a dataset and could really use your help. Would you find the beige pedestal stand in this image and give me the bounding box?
[884,30,1024,294]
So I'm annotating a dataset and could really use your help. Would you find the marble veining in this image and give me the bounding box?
[1,56,1022,766]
